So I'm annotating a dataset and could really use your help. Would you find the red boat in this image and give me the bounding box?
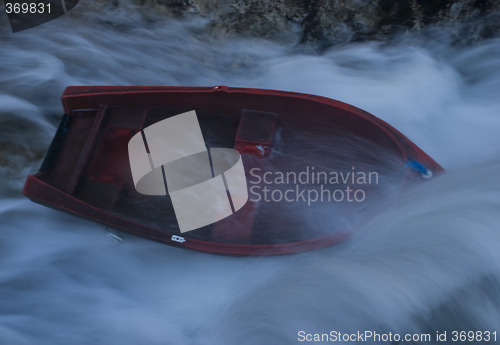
[23,86,443,255]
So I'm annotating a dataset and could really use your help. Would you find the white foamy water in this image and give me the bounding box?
[1,1,499,344]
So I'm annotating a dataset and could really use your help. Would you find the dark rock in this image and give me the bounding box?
[131,0,500,47]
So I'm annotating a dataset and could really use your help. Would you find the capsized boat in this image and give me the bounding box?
[23,86,443,255]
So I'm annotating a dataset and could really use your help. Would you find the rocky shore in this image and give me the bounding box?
[132,0,500,48]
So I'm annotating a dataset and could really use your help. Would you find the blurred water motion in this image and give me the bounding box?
[1,1,499,344]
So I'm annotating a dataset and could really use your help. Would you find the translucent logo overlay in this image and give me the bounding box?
[128,111,249,233]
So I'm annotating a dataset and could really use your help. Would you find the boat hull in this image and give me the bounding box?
[23,86,443,255]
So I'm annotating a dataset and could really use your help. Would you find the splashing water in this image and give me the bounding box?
[1,1,499,344]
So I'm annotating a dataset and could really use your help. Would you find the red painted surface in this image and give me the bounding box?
[23,86,444,256]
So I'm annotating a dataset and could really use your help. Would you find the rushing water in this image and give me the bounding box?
[1,1,500,344]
